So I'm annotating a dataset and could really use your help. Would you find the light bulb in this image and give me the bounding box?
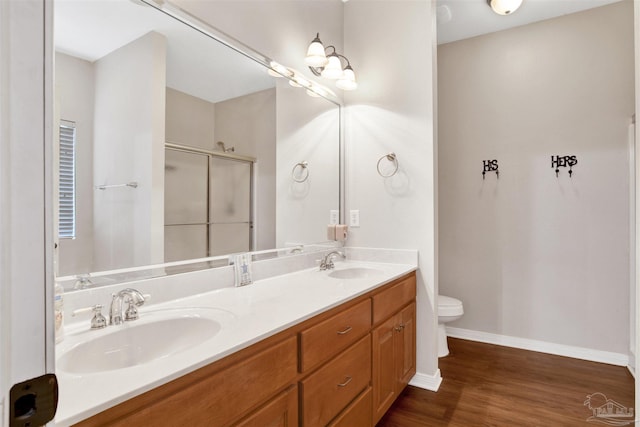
[307,84,328,98]
[288,72,311,88]
[268,61,292,78]
[321,54,343,80]
[487,0,523,15]
[305,34,328,67]
[336,66,357,90]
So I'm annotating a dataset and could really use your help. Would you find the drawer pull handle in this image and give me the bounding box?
[337,376,352,387]
[337,326,353,335]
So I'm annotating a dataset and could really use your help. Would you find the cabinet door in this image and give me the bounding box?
[397,302,416,388]
[235,385,297,427]
[372,315,397,424]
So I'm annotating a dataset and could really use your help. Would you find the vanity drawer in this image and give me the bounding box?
[98,336,298,427]
[327,386,372,427]
[372,274,416,325]
[300,335,371,427]
[299,299,371,372]
[234,384,298,427]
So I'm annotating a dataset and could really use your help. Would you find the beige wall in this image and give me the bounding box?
[166,87,215,150]
[438,1,634,354]
[93,32,166,271]
[55,53,95,276]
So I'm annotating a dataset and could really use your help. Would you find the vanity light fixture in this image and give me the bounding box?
[289,74,311,89]
[268,61,293,78]
[268,62,335,99]
[304,33,358,91]
[487,0,523,15]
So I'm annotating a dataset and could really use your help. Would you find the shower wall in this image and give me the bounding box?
[214,89,276,251]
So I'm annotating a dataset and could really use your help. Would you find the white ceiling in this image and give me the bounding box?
[54,0,275,104]
[436,0,624,45]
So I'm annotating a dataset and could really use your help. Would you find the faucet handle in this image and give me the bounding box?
[90,305,107,329]
[124,298,139,321]
[123,293,149,321]
[72,304,107,330]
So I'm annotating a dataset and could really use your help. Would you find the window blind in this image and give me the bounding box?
[59,120,76,239]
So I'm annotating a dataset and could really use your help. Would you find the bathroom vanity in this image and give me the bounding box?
[56,262,416,426]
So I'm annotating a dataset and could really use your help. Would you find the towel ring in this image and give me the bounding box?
[377,153,398,178]
[292,161,309,183]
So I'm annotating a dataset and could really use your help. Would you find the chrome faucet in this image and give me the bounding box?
[319,250,345,270]
[109,288,145,325]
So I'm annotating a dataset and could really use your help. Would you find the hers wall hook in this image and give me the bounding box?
[551,155,578,178]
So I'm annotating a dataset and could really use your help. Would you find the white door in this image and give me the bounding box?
[0,0,55,426]
[635,1,640,418]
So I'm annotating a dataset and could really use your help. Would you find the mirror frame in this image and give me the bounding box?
[54,0,345,290]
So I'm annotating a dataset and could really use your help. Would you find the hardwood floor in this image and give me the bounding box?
[377,338,634,426]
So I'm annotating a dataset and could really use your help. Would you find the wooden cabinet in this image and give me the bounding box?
[372,314,398,422]
[73,272,416,427]
[327,387,372,427]
[235,385,298,427]
[300,335,371,426]
[371,276,416,425]
[299,299,371,373]
[76,336,298,427]
[398,302,416,386]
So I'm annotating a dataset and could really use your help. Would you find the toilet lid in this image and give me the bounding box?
[438,295,463,316]
[439,295,462,307]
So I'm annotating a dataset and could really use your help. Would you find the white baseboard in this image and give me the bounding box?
[446,327,629,367]
[409,369,442,391]
[627,365,636,379]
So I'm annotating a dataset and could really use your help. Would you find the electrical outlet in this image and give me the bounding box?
[329,210,339,225]
[349,210,360,227]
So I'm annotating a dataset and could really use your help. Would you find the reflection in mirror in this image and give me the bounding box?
[54,0,340,290]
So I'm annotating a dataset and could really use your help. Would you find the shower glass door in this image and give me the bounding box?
[209,157,252,256]
[164,146,253,262]
[164,149,210,262]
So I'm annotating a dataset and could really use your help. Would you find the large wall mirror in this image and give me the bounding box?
[54,0,341,290]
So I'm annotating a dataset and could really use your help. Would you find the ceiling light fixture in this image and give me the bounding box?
[304,33,357,91]
[487,0,523,15]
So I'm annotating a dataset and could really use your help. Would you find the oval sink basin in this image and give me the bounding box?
[328,267,384,279]
[58,314,221,374]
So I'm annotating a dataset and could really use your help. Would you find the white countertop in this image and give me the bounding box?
[54,260,416,426]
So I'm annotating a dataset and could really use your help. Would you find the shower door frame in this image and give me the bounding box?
[165,142,256,258]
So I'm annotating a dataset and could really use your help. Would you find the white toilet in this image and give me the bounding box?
[437,295,464,357]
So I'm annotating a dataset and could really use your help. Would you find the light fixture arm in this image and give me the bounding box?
[308,48,351,77]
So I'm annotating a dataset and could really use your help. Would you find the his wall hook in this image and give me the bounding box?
[482,159,499,180]
[551,155,578,178]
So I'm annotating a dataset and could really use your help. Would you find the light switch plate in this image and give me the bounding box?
[349,210,360,227]
[329,210,339,225]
